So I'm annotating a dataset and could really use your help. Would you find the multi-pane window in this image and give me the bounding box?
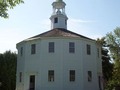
[19,72,22,82]
[54,17,58,23]
[31,44,36,54]
[48,70,54,82]
[20,47,23,56]
[49,42,54,53]
[88,71,92,82]
[69,42,75,53]
[69,70,75,82]
[87,44,91,55]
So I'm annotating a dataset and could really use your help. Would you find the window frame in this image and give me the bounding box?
[31,44,36,54]
[49,42,54,53]
[54,17,58,23]
[87,44,91,55]
[20,47,23,56]
[88,71,92,82]
[97,48,100,58]
[19,72,22,82]
[69,70,75,82]
[69,42,75,53]
[48,70,54,82]
[65,19,67,25]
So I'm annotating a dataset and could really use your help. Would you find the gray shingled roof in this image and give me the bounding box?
[26,28,94,41]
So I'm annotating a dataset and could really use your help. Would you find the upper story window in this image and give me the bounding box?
[20,47,23,56]
[54,17,58,23]
[88,71,92,82]
[49,42,54,53]
[69,70,75,82]
[97,48,100,58]
[48,70,54,82]
[87,44,91,55]
[31,44,36,54]
[69,42,75,53]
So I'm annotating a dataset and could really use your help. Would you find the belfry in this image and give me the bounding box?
[50,0,68,29]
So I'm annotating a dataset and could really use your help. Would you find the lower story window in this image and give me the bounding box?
[19,72,22,82]
[70,70,75,82]
[48,70,54,82]
[88,71,92,82]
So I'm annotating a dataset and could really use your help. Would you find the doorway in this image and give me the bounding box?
[29,75,35,90]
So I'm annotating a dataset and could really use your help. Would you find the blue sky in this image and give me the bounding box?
[0,0,120,53]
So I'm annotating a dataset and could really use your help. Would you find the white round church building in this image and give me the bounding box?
[16,0,103,90]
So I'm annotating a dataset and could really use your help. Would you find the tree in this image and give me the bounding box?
[0,0,24,18]
[100,38,113,80]
[97,38,113,89]
[105,27,120,90]
[106,27,120,62]
[0,51,17,90]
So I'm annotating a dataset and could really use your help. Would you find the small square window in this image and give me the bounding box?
[31,44,36,54]
[49,42,54,53]
[87,44,91,55]
[48,70,54,82]
[69,42,75,53]
[70,70,75,82]
[88,71,92,82]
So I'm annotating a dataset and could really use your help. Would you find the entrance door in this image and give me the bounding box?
[29,75,35,90]
[98,76,102,90]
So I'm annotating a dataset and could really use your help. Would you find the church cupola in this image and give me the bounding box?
[50,0,68,29]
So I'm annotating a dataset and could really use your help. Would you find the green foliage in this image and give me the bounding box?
[102,48,113,81]
[0,0,24,18]
[0,51,17,90]
[97,38,113,88]
[105,27,120,90]
[106,27,120,61]
[105,64,120,90]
